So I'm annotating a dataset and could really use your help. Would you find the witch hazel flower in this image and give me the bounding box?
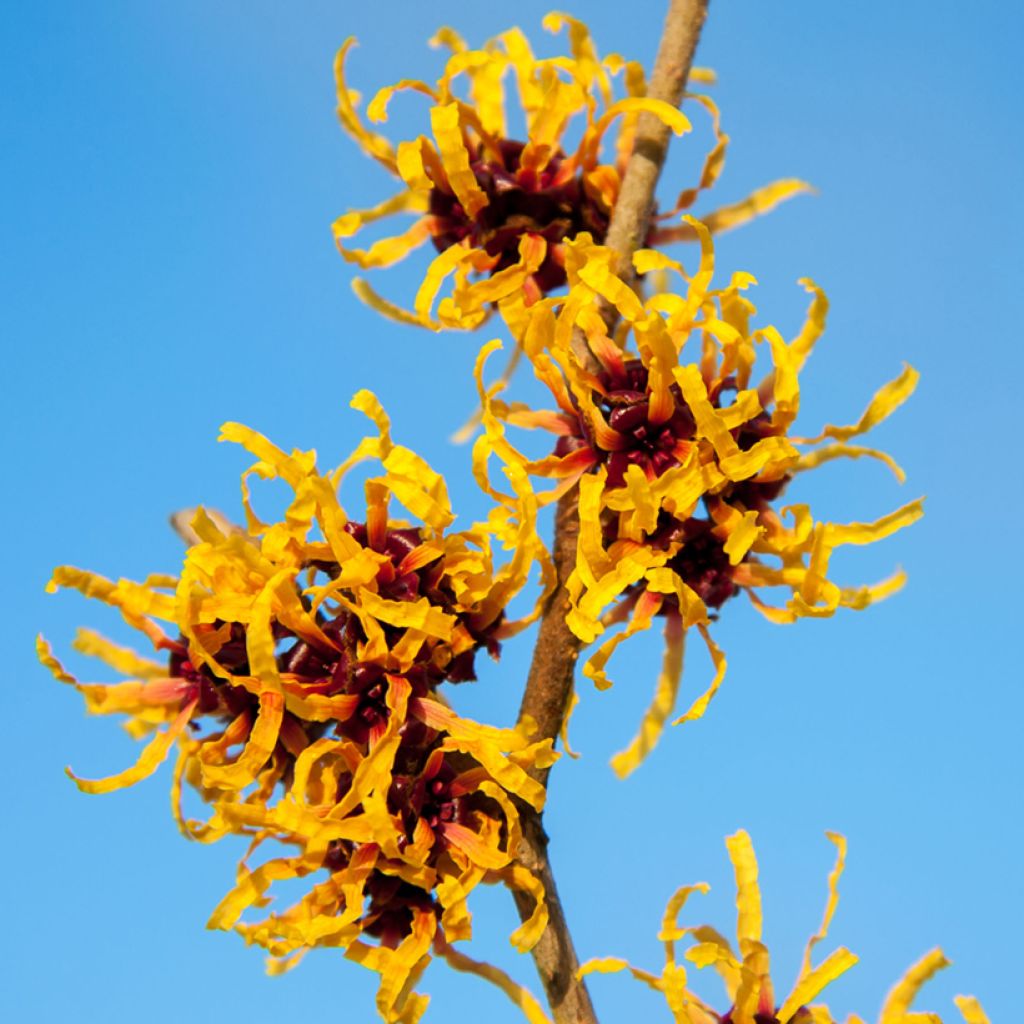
[333,13,810,334]
[39,392,553,1020]
[578,831,989,1024]
[477,222,922,774]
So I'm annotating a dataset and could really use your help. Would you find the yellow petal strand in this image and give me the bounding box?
[439,943,552,1024]
[352,278,427,328]
[672,624,726,725]
[200,691,285,791]
[879,950,951,1024]
[430,103,488,218]
[723,511,764,566]
[583,590,661,692]
[429,26,467,53]
[335,219,432,270]
[829,499,925,548]
[668,93,727,213]
[795,443,906,484]
[332,189,426,240]
[67,698,198,795]
[805,365,920,445]
[800,832,847,977]
[72,627,166,677]
[790,277,829,369]
[610,611,685,778]
[778,948,858,1023]
[442,821,510,870]
[580,98,690,170]
[334,40,397,173]
[724,830,762,945]
[37,635,76,684]
[414,243,477,325]
[658,881,712,943]
[207,857,303,931]
[502,863,548,953]
[367,79,438,124]
[698,179,814,236]
[577,957,664,992]
[953,996,991,1024]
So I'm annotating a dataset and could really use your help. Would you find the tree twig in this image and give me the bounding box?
[511,3,712,1022]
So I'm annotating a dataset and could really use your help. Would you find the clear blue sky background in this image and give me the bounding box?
[4,2,1020,1021]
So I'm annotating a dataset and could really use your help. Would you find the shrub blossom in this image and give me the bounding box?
[40,394,552,1021]
[334,14,809,333]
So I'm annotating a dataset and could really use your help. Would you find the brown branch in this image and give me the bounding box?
[511,3,711,1023]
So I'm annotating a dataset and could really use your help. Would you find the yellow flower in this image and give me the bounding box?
[39,392,552,1020]
[477,224,921,775]
[333,13,810,333]
[579,830,989,1024]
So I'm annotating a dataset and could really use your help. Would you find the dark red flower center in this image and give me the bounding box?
[428,138,611,295]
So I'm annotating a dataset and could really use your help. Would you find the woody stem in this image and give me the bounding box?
[510,3,711,1023]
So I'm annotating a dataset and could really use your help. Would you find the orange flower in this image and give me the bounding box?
[580,831,989,1024]
[39,392,552,1019]
[334,14,810,333]
[477,226,920,774]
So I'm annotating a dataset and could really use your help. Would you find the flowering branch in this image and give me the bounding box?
[512,2,712,1021]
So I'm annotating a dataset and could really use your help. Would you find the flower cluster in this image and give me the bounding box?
[41,10,983,1024]
[477,223,921,774]
[40,393,552,1022]
[580,830,989,1024]
[334,14,809,333]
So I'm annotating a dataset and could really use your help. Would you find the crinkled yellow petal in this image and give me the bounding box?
[779,948,858,1023]
[672,624,726,725]
[790,277,829,369]
[67,697,197,795]
[336,219,432,270]
[666,92,728,217]
[333,190,427,241]
[443,234,547,324]
[414,243,482,326]
[795,443,906,484]
[429,26,467,53]
[367,79,438,124]
[583,590,661,691]
[879,949,951,1024]
[576,246,646,322]
[380,446,456,531]
[430,103,488,218]
[802,365,920,445]
[37,635,77,684]
[610,610,685,778]
[723,511,764,566]
[543,12,609,99]
[207,856,304,931]
[578,957,664,991]
[579,97,690,171]
[953,996,990,1024]
[692,179,814,237]
[334,40,398,172]
[48,566,176,626]
[439,943,552,1024]
[352,278,429,327]
[798,832,847,978]
[358,591,455,639]
[658,881,711,944]
[725,830,762,945]
[201,690,284,791]
[502,862,548,953]
[72,628,166,677]
[830,499,925,548]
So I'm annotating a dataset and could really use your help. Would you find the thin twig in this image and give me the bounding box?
[511,3,711,1022]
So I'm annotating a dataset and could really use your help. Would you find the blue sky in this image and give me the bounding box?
[3,2,1021,1021]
